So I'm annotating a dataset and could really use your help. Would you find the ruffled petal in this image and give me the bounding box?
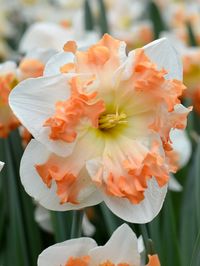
[89,224,140,265]
[9,74,77,157]
[44,52,75,76]
[144,38,182,80]
[20,139,103,211]
[103,178,167,223]
[38,238,97,266]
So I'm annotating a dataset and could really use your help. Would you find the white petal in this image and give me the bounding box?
[170,129,191,168]
[9,74,76,157]
[38,237,97,266]
[143,38,183,80]
[44,52,74,76]
[82,215,95,237]
[0,61,17,74]
[0,161,4,171]
[20,139,103,211]
[24,48,56,64]
[35,205,53,233]
[19,22,72,53]
[168,174,182,192]
[137,235,145,254]
[103,178,168,224]
[89,224,140,265]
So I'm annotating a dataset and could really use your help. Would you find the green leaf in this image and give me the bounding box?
[187,22,197,47]
[190,229,200,266]
[148,1,167,39]
[100,203,121,236]
[0,131,43,266]
[9,130,42,265]
[195,140,200,225]
[180,162,197,266]
[161,192,181,266]
[98,0,109,35]
[3,138,29,266]
[70,210,84,238]
[148,214,163,259]
[150,192,181,266]
[84,0,94,31]
[51,211,73,242]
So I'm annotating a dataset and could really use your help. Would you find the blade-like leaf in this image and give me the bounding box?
[84,0,94,31]
[98,0,109,35]
[149,1,167,39]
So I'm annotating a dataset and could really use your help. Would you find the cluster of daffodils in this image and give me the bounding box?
[10,34,191,224]
[0,1,197,265]
[38,224,160,266]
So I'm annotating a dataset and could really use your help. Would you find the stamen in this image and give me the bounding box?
[99,110,128,130]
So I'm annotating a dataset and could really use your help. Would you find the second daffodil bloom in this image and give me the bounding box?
[0,49,54,139]
[38,224,160,266]
[0,61,19,138]
[9,34,191,223]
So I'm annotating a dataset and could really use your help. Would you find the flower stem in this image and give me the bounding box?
[70,210,84,238]
[139,224,156,256]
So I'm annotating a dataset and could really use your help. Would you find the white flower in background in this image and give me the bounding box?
[18,0,84,25]
[169,129,192,192]
[35,205,53,234]
[35,205,95,236]
[170,129,191,169]
[18,48,56,80]
[107,0,153,49]
[0,47,54,139]
[38,224,160,266]
[108,0,145,30]
[19,22,99,53]
[0,161,5,171]
[160,1,200,45]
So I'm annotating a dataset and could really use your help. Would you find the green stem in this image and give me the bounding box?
[139,224,156,256]
[70,210,84,238]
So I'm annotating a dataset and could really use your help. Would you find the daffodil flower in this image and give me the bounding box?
[0,49,55,139]
[19,22,99,54]
[9,34,191,223]
[38,223,160,266]
[35,204,95,236]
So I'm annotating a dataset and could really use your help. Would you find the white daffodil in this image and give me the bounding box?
[19,22,99,53]
[35,205,95,236]
[38,224,160,266]
[0,47,55,139]
[9,34,191,223]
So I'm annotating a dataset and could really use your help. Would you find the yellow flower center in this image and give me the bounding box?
[98,111,128,130]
